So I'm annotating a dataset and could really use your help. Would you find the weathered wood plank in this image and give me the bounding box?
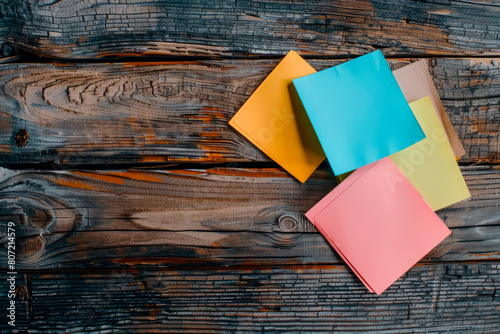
[0,0,497,331]
[2,263,500,332]
[1,0,499,59]
[0,58,498,165]
[0,166,498,270]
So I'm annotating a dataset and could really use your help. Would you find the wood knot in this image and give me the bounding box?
[15,129,29,147]
[17,236,44,255]
[15,284,29,300]
[278,215,298,232]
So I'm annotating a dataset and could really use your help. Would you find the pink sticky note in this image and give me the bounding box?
[306,157,451,295]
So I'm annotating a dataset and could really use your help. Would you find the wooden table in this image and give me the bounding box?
[0,0,499,332]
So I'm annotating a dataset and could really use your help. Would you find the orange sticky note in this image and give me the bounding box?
[393,59,465,158]
[229,50,325,182]
[306,157,451,295]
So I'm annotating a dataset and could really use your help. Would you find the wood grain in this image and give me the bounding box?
[0,58,498,165]
[2,263,499,332]
[0,0,498,330]
[1,0,499,59]
[0,166,498,270]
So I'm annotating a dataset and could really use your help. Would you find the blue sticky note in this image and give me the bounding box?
[292,50,425,175]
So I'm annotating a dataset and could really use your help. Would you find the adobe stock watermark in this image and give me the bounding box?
[393,127,449,178]
[6,221,16,327]
[256,105,295,145]
[385,127,449,192]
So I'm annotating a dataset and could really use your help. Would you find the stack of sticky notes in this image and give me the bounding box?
[229,50,471,295]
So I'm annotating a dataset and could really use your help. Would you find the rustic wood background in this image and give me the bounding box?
[0,0,499,332]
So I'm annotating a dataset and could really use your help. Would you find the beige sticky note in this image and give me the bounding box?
[393,59,466,158]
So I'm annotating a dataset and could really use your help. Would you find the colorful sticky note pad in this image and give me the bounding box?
[393,59,465,158]
[229,50,325,182]
[293,50,425,175]
[390,97,470,211]
[306,157,451,295]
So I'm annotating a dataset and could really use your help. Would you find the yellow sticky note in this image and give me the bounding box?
[390,97,471,211]
[335,171,353,183]
[229,50,325,182]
